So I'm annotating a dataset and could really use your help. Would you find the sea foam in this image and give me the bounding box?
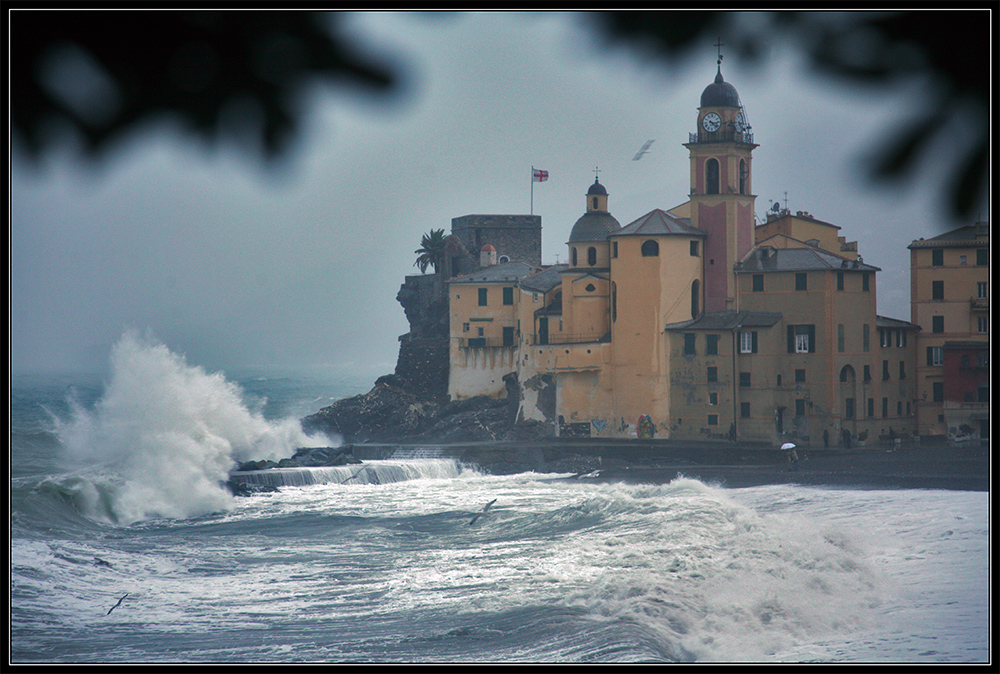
[51,331,331,524]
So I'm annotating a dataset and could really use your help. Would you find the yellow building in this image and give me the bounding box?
[445,62,928,446]
[908,223,990,439]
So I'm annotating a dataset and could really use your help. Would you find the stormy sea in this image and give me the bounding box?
[10,334,989,663]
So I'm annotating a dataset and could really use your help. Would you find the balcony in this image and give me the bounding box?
[687,128,755,145]
[460,337,515,348]
[970,297,989,312]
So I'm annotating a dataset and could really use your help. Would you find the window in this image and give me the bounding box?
[897,401,903,416]
[897,330,907,348]
[741,402,751,418]
[641,240,659,257]
[752,274,764,292]
[708,414,719,426]
[788,325,815,353]
[587,246,597,266]
[863,273,871,291]
[503,287,514,305]
[977,249,988,266]
[502,327,515,346]
[612,241,618,258]
[837,272,844,290]
[463,322,470,332]
[932,315,944,333]
[960,255,967,265]
[739,159,748,194]
[863,365,871,382]
[592,197,599,210]
[867,398,875,418]
[978,316,988,334]
[795,273,807,291]
[691,280,700,319]
[739,372,751,387]
[932,280,944,300]
[707,367,718,383]
[706,158,720,195]
[684,333,696,355]
[845,398,855,419]
[899,361,906,379]
[882,360,890,380]
[477,327,484,337]
[795,368,806,383]
[706,334,719,356]
[838,324,845,352]
[880,329,889,348]
[932,382,944,403]
[795,399,806,416]
[690,241,700,256]
[776,374,782,386]
[739,331,757,354]
[863,324,870,352]
[585,283,596,292]
[977,282,988,299]
[708,392,718,405]
[927,346,943,366]
[932,249,943,266]
[478,288,488,306]
[571,247,578,266]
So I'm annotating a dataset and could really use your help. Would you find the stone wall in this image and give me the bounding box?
[451,214,542,266]
[394,336,450,400]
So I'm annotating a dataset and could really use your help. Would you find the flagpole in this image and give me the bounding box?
[530,166,534,215]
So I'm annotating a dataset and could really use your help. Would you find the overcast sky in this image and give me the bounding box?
[10,11,988,378]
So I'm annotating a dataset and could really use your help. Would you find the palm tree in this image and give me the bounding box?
[414,228,447,274]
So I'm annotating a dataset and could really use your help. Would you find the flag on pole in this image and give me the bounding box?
[532,168,549,182]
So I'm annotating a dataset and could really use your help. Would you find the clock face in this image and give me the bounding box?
[702,112,721,132]
[735,112,746,130]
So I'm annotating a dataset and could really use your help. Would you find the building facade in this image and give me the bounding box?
[908,223,990,440]
[439,63,986,447]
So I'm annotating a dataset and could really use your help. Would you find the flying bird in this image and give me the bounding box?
[632,139,655,161]
[469,498,498,526]
[106,593,128,615]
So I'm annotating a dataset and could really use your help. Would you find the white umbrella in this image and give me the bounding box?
[781,442,796,450]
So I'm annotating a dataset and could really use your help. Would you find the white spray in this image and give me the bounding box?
[53,331,331,524]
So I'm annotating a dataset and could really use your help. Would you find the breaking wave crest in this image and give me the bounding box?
[49,331,331,524]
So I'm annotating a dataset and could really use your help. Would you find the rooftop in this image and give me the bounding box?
[908,222,990,249]
[613,209,707,238]
[737,246,880,273]
[449,260,539,284]
[665,310,783,332]
[519,264,568,293]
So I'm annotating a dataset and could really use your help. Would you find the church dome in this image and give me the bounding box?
[700,67,740,108]
[569,211,620,242]
[587,178,607,196]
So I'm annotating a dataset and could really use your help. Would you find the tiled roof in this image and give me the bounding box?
[519,264,567,293]
[613,209,707,237]
[665,310,782,331]
[737,246,880,272]
[449,261,539,284]
[876,315,920,330]
[908,223,990,248]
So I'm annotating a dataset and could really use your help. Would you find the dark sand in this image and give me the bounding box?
[585,444,991,492]
[357,440,991,492]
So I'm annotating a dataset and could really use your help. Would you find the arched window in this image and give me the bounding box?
[498,254,510,264]
[592,197,598,209]
[706,158,720,195]
[571,247,578,266]
[641,240,659,257]
[587,246,597,266]
[691,280,700,319]
[739,159,747,194]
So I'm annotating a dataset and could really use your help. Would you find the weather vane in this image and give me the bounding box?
[715,37,724,65]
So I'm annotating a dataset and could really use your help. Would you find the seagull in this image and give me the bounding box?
[106,593,128,616]
[469,498,497,526]
[632,139,655,161]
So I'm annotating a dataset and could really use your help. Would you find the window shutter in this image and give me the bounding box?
[787,326,794,353]
[751,331,758,354]
[808,325,816,353]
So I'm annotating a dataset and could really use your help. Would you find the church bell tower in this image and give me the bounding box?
[684,49,758,313]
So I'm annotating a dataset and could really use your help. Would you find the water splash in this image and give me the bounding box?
[50,331,331,524]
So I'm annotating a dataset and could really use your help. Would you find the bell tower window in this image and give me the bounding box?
[706,158,720,195]
[739,159,747,194]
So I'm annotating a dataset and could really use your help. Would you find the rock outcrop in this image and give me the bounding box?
[300,379,550,444]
